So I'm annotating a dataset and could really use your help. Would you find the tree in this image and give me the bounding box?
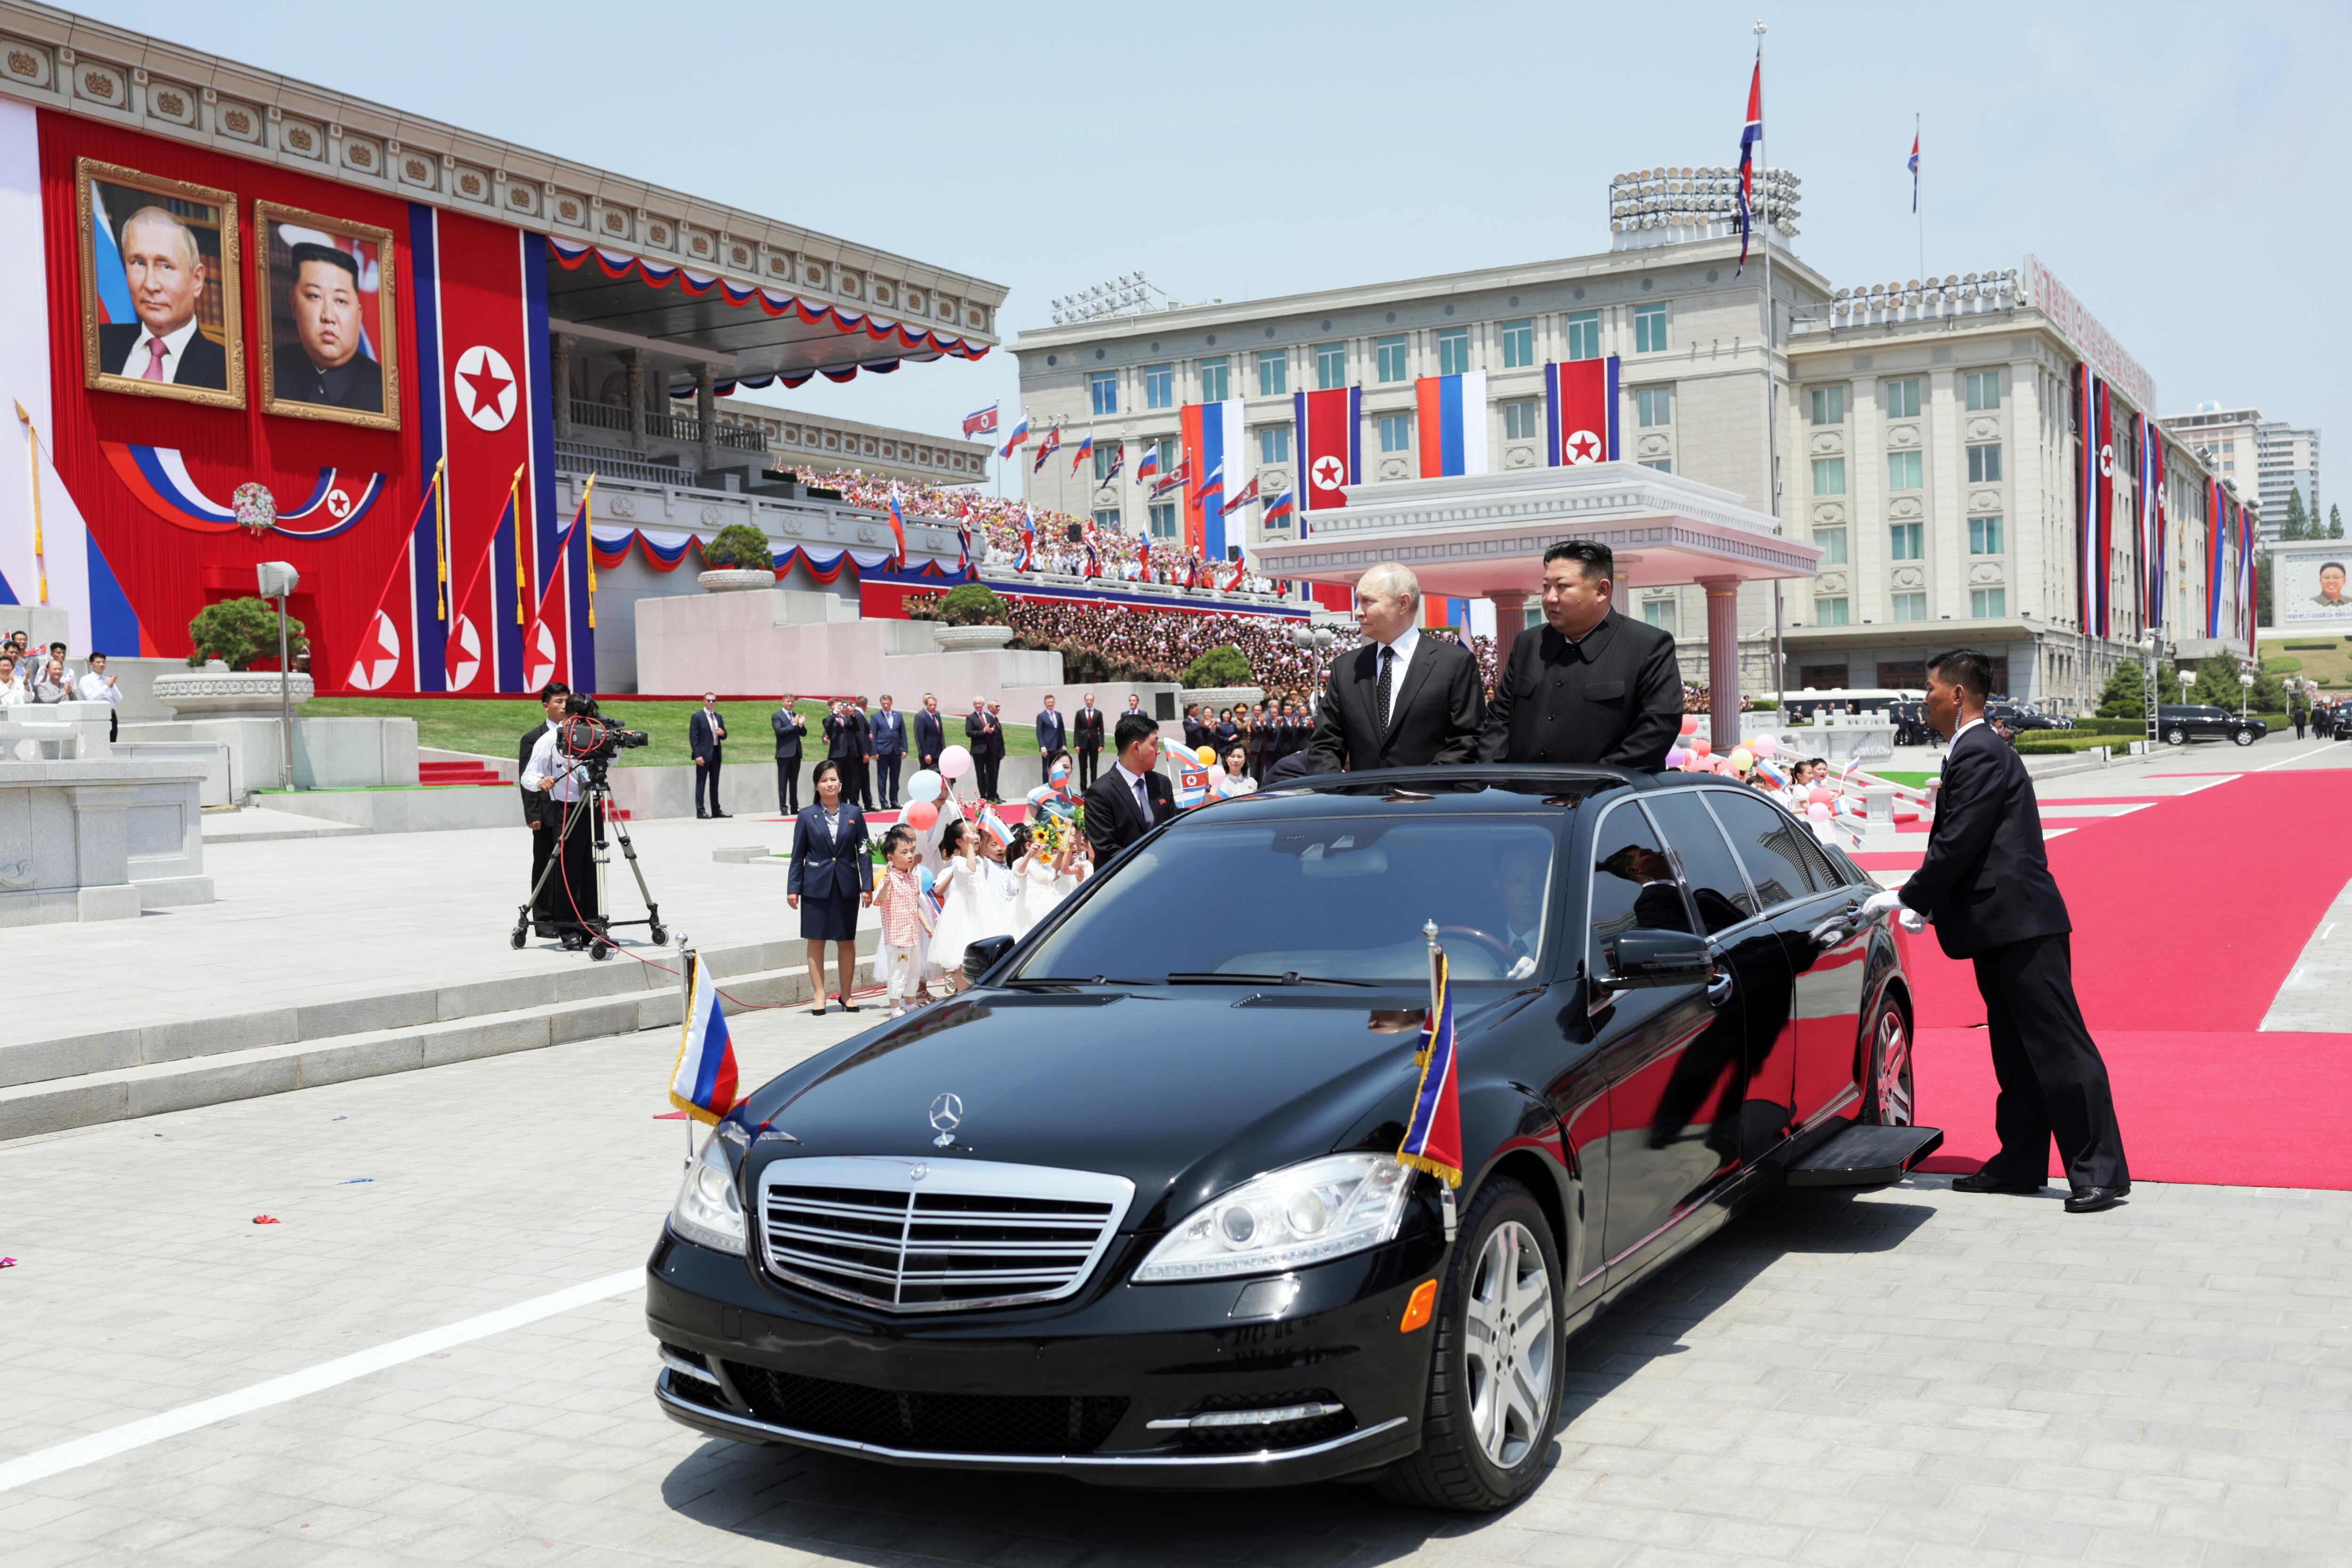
[1182,645,1254,689]
[187,597,307,671]
[2282,490,2309,541]
[2257,549,2274,626]
[701,523,774,571]
[2333,503,2344,540]
[935,584,1010,626]
[2093,657,2147,719]
[2190,651,2285,714]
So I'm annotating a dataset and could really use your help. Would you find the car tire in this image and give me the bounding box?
[1376,1178,1562,1512]
[2233,728,2256,747]
[1859,991,1914,1126]
[2165,727,2187,746]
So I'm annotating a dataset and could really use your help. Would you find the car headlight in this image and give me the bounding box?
[1133,1154,1414,1282]
[668,1132,746,1256]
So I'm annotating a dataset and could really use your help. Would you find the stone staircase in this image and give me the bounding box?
[0,930,879,1143]
[418,758,507,788]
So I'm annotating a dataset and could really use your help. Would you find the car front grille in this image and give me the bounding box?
[756,1155,1133,1313]
[723,1362,1129,1454]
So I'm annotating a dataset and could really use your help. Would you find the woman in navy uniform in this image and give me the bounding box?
[787,758,872,1014]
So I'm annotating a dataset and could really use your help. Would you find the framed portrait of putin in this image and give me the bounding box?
[254,202,399,430]
[75,159,245,408]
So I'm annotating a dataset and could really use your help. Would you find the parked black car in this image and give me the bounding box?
[2157,704,2266,747]
[646,768,1941,1511]
[1988,702,2066,734]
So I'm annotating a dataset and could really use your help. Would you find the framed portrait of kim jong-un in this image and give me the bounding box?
[254,201,399,430]
[75,159,245,409]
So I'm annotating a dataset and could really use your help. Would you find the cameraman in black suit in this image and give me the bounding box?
[1305,561,1483,772]
[1862,647,2130,1214]
[519,681,568,933]
[1479,539,1682,772]
[1083,713,1174,860]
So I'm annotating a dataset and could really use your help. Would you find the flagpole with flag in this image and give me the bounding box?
[668,943,740,1125]
[12,401,50,605]
[1397,919,1462,1187]
[1911,114,1923,283]
[1749,21,1786,700]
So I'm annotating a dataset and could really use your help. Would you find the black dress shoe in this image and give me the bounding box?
[2065,1186,2123,1214]
[696,811,709,819]
[1951,1171,2045,1195]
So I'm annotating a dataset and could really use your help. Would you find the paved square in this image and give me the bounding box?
[5,993,2351,1568]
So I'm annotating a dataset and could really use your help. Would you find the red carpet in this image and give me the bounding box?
[1900,771,2352,1188]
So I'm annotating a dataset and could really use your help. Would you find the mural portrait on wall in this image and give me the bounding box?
[75,158,244,407]
[255,200,399,429]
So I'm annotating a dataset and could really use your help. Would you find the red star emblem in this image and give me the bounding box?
[460,359,513,419]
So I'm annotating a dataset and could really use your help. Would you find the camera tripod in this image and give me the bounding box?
[510,765,668,959]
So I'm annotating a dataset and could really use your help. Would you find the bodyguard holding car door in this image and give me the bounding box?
[1863,647,2129,1213]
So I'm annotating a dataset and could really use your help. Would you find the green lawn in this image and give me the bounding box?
[1869,769,1939,788]
[305,697,1034,767]
[2261,636,2352,690]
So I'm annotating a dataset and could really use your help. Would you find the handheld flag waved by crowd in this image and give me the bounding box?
[916,866,941,936]
[668,947,740,1125]
[1170,747,1215,808]
[1397,921,1463,1187]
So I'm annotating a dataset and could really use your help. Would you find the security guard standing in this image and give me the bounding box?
[1480,540,1683,772]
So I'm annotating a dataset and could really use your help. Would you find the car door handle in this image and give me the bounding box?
[1706,969,1734,1007]
[1810,917,1856,949]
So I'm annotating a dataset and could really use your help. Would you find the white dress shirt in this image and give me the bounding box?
[523,730,587,803]
[1952,715,1987,748]
[1113,759,1153,820]
[117,317,201,380]
[79,672,121,708]
[1373,624,1422,727]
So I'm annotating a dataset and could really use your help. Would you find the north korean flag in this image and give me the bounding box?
[1546,357,1621,467]
[1294,387,1361,513]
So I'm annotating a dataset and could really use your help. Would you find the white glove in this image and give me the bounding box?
[1859,889,1905,921]
[1898,908,1928,934]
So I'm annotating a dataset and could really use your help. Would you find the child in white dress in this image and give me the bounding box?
[928,818,1017,990]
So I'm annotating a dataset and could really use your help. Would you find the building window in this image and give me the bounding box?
[1633,302,1668,354]
[1144,363,1173,409]
[1148,501,1177,539]
[1499,318,1534,369]
[1884,378,1922,419]
[1314,342,1346,389]
[1964,370,2001,411]
[1151,435,1178,475]
[1565,310,1601,361]
[1969,515,2004,554]
[1089,371,1117,417]
[1892,592,1928,622]
[1092,446,1117,482]
[1890,521,1924,560]
[1378,413,1413,453]
[1970,587,2007,618]
[1967,443,2003,483]
[1257,426,1291,464]
[1811,456,1846,495]
[1435,326,1471,377]
[1814,526,1848,565]
[1376,335,1410,382]
[1636,386,1673,427]
[1093,507,1121,532]
[1640,458,1672,474]
[1641,598,1677,636]
[1815,596,1851,626]
[1199,357,1231,404]
[1503,400,1540,440]
[1255,350,1287,398]
[1888,450,1924,490]
[1810,385,1846,425]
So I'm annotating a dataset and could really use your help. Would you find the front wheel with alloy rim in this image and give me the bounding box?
[2232,728,2257,747]
[2165,726,2187,745]
[1376,1178,1562,1511]
[1861,993,1914,1125]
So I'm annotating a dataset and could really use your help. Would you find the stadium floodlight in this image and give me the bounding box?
[1046,271,1185,326]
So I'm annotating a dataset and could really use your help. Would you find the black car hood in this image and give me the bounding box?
[738,987,1443,1232]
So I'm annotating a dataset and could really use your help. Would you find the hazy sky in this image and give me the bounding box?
[75,0,2351,511]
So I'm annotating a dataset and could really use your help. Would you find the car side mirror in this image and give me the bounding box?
[962,934,1017,985]
[1597,929,1711,991]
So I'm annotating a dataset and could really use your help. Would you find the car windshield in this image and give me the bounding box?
[1017,816,1561,984]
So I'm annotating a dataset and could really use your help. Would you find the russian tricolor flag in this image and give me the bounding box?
[668,951,740,1125]
[1414,372,1488,478]
[1180,399,1245,561]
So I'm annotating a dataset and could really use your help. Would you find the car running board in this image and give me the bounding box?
[1785,1123,1946,1187]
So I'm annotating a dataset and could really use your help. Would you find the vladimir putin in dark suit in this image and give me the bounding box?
[1862,647,2130,1213]
[1084,713,1175,860]
[99,207,229,390]
[1306,562,1483,772]
[1479,539,1683,773]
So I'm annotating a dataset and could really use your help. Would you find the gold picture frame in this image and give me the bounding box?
[76,158,245,408]
[254,200,400,430]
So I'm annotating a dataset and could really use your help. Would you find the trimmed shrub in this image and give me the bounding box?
[702,523,775,571]
[1183,645,1253,689]
[187,597,306,671]
[937,584,1010,626]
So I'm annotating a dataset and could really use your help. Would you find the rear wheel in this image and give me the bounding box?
[1377,1179,1561,1512]
[1861,993,1914,1126]
[2232,728,2257,747]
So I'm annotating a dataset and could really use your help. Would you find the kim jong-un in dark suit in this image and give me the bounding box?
[1479,541,1683,773]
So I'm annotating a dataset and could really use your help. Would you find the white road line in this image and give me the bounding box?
[0,1268,643,1494]
[2253,740,2348,774]
[2325,923,2338,943]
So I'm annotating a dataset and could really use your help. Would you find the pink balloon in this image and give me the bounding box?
[1806,802,1832,822]
[1678,715,1700,736]
[1807,786,1833,805]
[1691,737,1712,757]
[938,744,974,780]
[1664,748,1687,768]
[904,801,938,830]
[1751,734,1779,759]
